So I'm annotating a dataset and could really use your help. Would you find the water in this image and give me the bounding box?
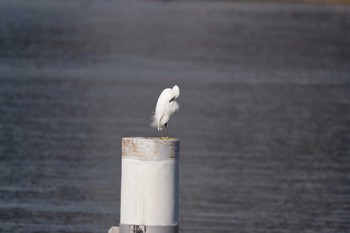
[0,0,350,232]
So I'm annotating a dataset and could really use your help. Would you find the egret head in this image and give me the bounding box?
[172,85,180,99]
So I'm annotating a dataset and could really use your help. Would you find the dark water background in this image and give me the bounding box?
[1,0,350,232]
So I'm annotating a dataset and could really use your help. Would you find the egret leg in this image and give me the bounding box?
[161,127,165,138]
[160,124,169,139]
[165,123,168,138]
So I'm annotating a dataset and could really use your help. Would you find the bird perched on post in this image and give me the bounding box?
[151,85,180,138]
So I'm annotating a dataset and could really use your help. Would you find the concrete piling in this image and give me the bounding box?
[109,137,180,233]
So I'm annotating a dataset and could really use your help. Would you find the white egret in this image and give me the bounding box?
[151,85,180,138]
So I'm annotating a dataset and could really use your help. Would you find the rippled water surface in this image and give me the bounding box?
[1,0,350,232]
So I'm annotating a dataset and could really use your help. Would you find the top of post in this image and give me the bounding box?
[122,137,180,160]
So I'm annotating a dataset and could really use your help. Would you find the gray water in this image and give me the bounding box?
[1,0,350,232]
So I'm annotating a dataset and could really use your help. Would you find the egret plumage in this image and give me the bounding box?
[151,85,180,137]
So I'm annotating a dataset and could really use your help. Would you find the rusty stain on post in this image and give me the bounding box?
[122,137,179,160]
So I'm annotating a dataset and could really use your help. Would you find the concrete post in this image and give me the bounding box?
[118,137,180,233]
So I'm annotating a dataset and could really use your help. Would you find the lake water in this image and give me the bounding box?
[0,0,350,232]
